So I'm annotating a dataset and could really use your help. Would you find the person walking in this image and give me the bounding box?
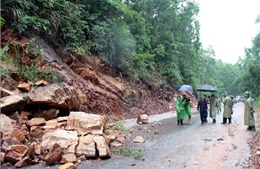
[244,91,255,131]
[221,95,233,124]
[209,94,218,123]
[216,96,222,113]
[182,94,192,124]
[175,95,186,125]
[197,96,208,125]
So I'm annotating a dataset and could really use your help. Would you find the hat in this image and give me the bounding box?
[244,91,250,97]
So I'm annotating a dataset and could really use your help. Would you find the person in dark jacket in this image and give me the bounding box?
[197,96,208,125]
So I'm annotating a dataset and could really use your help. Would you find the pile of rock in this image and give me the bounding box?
[0,111,111,168]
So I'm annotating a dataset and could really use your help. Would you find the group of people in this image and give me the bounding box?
[175,94,192,125]
[175,91,256,131]
[197,94,222,124]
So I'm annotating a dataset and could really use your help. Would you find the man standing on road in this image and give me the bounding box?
[244,91,255,131]
[221,95,233,124]
[197,96,208,125]
[210,94,218,123]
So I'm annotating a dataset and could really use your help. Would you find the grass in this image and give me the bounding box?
[112,148,144,159]
[109,120,129,133]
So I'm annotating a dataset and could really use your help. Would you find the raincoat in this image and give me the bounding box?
[244,97,255,126]
[210,97,218,119]
[223,96,232,118]
[183,99,191,117]
[175,96,187,120]
[217,98,222,111]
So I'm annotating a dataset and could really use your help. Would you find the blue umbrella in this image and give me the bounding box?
[176,84,194,93]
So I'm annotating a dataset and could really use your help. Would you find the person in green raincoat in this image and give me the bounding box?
[216,96,222,113]
[221,95,233,124]
[209,94,218,123]
[175,95,186,125]
[182,94,192,124]
[244,91,255,131]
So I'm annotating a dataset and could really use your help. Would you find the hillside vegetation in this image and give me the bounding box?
[1,0,260,103]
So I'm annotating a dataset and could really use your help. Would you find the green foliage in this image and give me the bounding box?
[0,44,10,62]
[0,43,14,77]
[53,1,89,53]
[109,121,129,133]
[112,148,144,159]
[22,93,29,100]
[238,30,260,97]
[25,37,44,56]
[0,66,13,77]
[0,17,5,26]
[18,64,61,83]
[253,97,260,108]
[4,0,240,93]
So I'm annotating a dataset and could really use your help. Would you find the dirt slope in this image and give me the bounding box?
[1,27,192,122]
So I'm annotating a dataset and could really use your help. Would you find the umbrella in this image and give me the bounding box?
[176,84,194,93]
[196,84,218,92]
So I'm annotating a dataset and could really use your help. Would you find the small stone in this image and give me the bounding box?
[110,142,123,148]
[217,138,224,141]
[78,155,86,161]
[27,118,46,126]
[129,162,136,166]
[154,130,159,134]
[10,128,26,142]
[58,162,77,169]
[60,153,77,164]
[44,143,63,166]
[14,157,32,168]
[116,136,126,143]
[17,82,31,92]
[133,136,145,143]
[34,80,48,86]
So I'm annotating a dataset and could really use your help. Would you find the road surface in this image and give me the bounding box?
[21,103,255,169]
[81,102,254,169]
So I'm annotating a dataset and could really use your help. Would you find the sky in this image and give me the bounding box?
[195,0,260,64]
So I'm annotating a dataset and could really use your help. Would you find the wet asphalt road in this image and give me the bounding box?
[4,103,255,169]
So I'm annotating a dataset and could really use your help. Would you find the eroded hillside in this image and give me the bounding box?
[0,27,192,122]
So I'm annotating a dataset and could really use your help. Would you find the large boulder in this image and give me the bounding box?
[76,135,96,158]
[41,130,78,154]
[0,114,15,136]
[0,95,26,115]
[66,112,106,136]
[93,135,111,158]
[27,82,79,110]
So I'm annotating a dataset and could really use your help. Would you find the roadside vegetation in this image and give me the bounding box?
[109,121,130,133]
[112,148,144,160]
